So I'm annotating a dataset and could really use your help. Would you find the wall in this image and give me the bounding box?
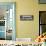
[0,0,46,40]
[16,0,39,40]
[16,0,35,39]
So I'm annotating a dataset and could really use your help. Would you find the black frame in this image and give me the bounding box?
[39,11,40,36]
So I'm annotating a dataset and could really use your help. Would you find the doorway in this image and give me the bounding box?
[0,2,16,40]
[39,11,46,35]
